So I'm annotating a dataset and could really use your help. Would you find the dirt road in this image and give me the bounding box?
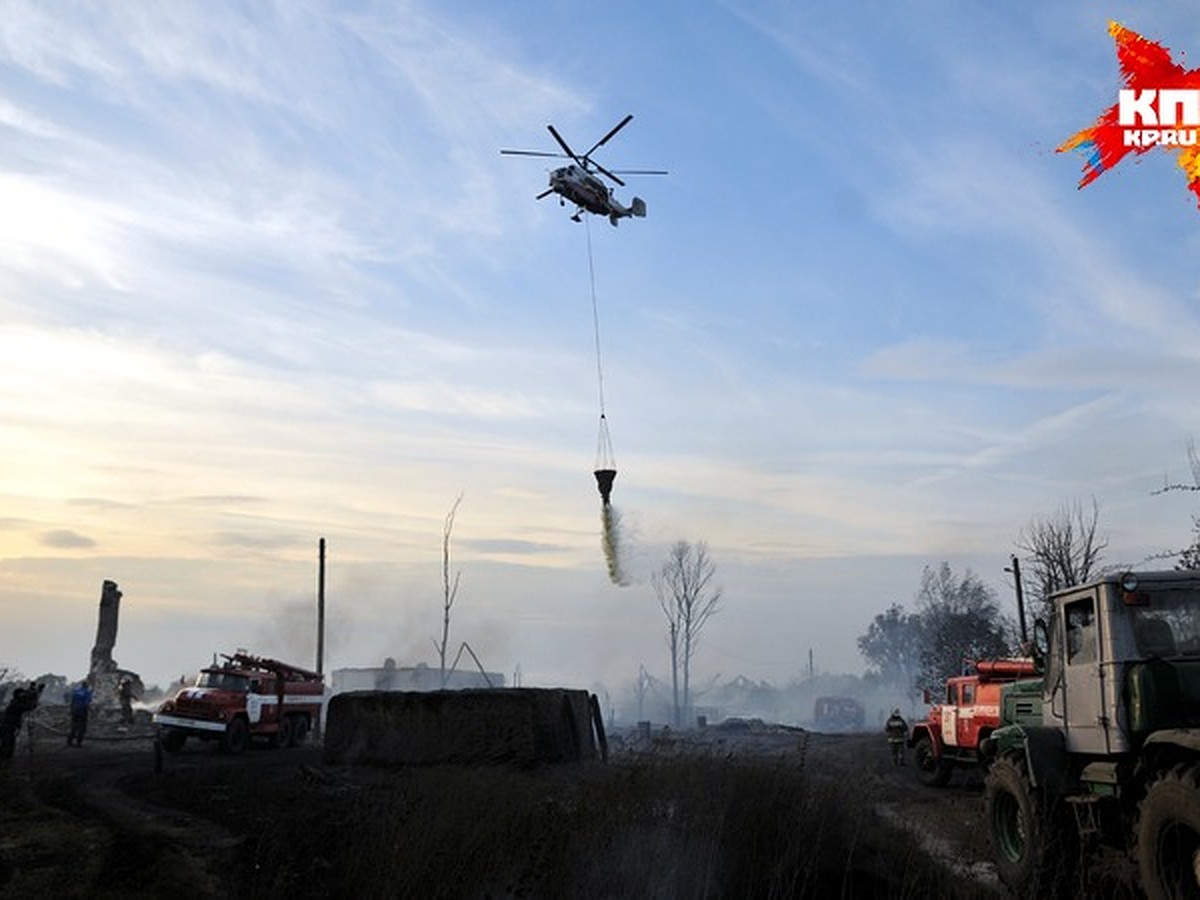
[634,722,1002,892]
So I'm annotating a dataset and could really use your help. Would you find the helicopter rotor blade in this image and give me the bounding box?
[609,169,669,176]
[590,160,626,187]
[547,125,583,166]
[584,114,633,159]
[501,149,569,159]
[535,188,555,200]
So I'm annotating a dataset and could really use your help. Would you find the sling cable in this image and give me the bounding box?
[586,216,617,507]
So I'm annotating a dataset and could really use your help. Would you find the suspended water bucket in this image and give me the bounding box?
[593,468,617,505]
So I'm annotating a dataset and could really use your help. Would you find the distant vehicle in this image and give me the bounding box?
[153,651,323,754]
[812,696,865,732]
[501,114,666,226]
[908,658,1037,787]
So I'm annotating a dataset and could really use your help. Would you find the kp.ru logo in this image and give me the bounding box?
[1060,21,1200,210]
[1118,90,1200,146]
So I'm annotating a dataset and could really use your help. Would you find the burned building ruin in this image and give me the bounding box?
[87,579,144,707]
[90,579,123,679]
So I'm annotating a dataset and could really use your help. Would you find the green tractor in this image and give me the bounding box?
[980,571,1200,898]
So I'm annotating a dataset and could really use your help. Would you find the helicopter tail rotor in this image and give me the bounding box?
[630,197,646,218]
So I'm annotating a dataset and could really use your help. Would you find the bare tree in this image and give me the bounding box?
[857,603,922,704]
[1155,436,1200,495]
[633,663,652,722]
[914,563,1014,691]
[1016,497,1108,620]
[1152,439,1200,569]
[657,590,681,724]
[1177,516,1200,571]
[652,541,722,727]
[435,494,463,688]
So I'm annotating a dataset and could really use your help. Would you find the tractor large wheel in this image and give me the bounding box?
[984,756,1074,897]
[1136,765,1200,900]
[221,717,250,755]
[913,733,952,787]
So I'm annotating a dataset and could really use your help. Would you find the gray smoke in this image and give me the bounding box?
[602,504,631,587]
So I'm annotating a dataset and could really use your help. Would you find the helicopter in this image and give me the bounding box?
[501,114,666,226]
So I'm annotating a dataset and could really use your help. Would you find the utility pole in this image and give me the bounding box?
[317,538,326,675]
[1006,555,1028,646]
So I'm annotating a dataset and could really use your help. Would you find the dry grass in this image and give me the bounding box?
[3,732,997,899]
[141,753,990,899]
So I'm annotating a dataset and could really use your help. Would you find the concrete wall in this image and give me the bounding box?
[324,688,602,767]
[331,664,503,694]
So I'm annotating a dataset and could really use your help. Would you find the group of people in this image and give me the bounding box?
[69,677,136,743]
[1,676,138,758]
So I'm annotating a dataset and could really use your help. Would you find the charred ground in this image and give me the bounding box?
[1,710,1007,899]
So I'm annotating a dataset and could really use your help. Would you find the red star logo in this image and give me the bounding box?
[1060,21,1200,209]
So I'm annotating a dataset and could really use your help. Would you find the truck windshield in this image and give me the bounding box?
[196,671,250,692]
[1131,591,1200,658]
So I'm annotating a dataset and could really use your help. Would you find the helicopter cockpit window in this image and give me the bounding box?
[1065,598,1097,665]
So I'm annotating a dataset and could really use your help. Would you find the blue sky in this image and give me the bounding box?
[3,2,1200,701]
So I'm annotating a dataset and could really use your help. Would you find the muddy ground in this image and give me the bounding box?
[0,708,1007,899]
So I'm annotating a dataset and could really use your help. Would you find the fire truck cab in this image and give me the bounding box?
[154,651,324,754]
[909,658,1036,786]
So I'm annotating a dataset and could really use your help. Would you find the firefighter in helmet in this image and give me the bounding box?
[885,708,908,766]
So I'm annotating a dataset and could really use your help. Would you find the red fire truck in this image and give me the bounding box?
[153,651,324,754]
[908,658,1036,786]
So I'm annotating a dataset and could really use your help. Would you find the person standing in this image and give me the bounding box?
[1,682,43,759]
[885,708,908,766]
[68,680,94,747]
[118,678,134,725]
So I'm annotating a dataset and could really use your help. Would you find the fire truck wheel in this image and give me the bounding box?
[161,728,186,753]
[222,717,250,754]
[289,715,309,747]
[271,716,293,749]
[984,756,1073,897]
[1135,764,1200,900]
[913,734,951,787]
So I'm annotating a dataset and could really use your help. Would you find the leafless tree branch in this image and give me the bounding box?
[438,493,463,687]
[1015,497,1108,617]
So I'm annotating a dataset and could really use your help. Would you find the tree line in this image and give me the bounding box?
[860,442,1200,696]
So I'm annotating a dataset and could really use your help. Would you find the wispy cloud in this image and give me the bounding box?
[40,529,96,549]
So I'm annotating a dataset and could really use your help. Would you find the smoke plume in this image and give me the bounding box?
[602,504,631,587]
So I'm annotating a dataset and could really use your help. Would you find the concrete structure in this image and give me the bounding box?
[89,580,123,679]
[86,579,144,707]
[324,688,604,767]
[331,659,504,694]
